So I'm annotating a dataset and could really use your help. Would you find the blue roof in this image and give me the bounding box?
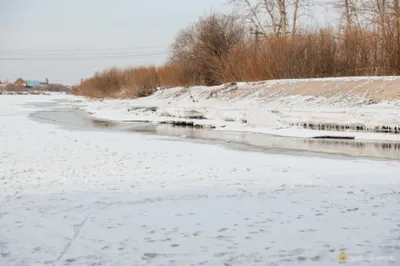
[25,80,41,87]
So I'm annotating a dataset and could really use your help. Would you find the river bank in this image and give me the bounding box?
[23,94,400,160]
[79,77,400,142]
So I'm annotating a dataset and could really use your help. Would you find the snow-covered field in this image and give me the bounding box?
[1,94,400,266]
[81,77,400,142]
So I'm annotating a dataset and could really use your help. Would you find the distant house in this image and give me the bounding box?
[14,78,26,86]
[13,78,43,88]
[25,80,41,88]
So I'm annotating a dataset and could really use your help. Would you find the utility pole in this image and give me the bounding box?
[278,0,287,37]
[250,25,263,58]
[344,0,352,29]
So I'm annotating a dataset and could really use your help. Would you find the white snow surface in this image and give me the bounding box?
[80,77,400,141]
[1,94,400,266]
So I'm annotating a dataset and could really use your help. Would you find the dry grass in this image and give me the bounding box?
[2,84,70,93]
[167,27,400,86]
[75,65,181,98]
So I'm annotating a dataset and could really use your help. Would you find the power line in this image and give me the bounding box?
[0,51,169,61]
[0,25,163,31]
[0,51,169,57]
[0,45,169,54]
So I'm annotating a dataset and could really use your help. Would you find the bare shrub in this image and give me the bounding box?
[5,84,27,91]
[42,84,70,92]
[76,66,180,98]
[169,12,246,86]
[78,68,125,98]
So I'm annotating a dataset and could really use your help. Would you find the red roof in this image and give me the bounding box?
[14,78,26,85]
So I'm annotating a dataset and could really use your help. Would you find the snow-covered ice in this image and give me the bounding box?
[1,94,400,266]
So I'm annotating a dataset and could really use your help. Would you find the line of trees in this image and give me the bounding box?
[76,0,400,97]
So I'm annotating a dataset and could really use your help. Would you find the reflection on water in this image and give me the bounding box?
[126,124,400,160]
[91,119,117,128]
[29,103,400,161]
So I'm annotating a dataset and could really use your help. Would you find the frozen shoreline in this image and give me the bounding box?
[79,77,400,142]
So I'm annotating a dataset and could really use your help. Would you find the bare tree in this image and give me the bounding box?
[278,0,288,35]
[229,0,315,37]
[170,13,246,85]
[330,0,365,30]
[355,0,400,72]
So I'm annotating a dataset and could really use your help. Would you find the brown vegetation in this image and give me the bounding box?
[76,0,400,98]
[74,66,180,98]
[2,84,70,93]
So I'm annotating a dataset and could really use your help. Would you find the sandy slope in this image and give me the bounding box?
[229,77,400,101]
[1,94,399,266]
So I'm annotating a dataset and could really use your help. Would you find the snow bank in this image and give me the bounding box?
[80,77,400,141]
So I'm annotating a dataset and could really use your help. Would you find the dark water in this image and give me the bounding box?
[28,100,400,161]
[124,123,400,160]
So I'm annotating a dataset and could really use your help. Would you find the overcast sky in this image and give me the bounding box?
[0,0,332,85]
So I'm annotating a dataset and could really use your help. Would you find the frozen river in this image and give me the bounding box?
[29,98,400,161]
[1,95,399,266]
